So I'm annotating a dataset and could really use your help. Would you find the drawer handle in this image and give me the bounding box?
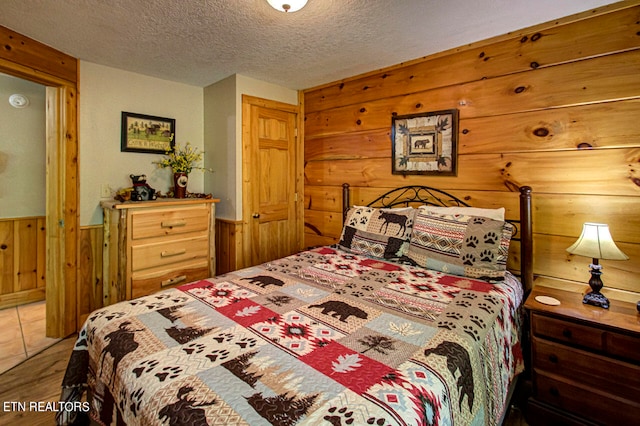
[161,275,187,287]
[562,329,573,339]
[161,248,187,257]
[161,220,187,228]
[549,387,559,397]
[548,354,558,364]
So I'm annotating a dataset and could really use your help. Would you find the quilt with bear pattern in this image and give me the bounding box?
[58,246,524,426]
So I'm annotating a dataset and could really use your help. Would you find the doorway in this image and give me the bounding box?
[0,25,79,338]
[0,73,47,307]
[0,74,61,373]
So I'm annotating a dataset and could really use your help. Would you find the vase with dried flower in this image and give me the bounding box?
[153,142,211,198]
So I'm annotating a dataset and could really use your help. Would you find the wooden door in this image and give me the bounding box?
[242,96,301,267]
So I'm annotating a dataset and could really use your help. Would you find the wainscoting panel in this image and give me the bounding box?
[0,217,46,309]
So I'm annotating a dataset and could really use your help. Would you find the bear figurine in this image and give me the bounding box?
[129,174,157,201]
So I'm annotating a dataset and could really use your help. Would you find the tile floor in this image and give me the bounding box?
[0,300,61,375]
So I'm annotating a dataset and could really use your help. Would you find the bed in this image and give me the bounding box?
[58,184,533,426]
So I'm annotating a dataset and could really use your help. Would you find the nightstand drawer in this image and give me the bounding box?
[532,337,640,397]
[606,331,640,364]
[531,313,604,351]
[536,372,640,426]
[131,206,209,240]
[131,235,209,271]
[532,312,640,363]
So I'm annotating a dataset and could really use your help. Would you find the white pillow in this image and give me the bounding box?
[419,205,505,221]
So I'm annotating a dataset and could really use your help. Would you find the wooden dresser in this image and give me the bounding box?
[102,198,219,304]
[524,285,640,426]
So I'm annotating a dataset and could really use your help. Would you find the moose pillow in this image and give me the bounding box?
[339,206,415,259]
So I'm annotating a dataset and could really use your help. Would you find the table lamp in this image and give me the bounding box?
[566,223,628,309]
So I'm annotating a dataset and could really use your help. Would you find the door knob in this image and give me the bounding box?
[253,213,260,218]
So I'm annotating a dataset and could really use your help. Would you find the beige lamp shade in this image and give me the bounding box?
[566,223,629,260]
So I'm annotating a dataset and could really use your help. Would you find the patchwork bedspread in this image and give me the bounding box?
[58,246,524,426]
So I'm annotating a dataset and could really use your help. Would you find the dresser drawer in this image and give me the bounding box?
[131,260,209,299]
[532,337,640,398]
[131,206,209,240]
[535,372,640,426]
[131,235,209,271]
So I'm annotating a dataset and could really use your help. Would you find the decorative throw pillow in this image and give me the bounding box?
[339,206,415,259]
[407,207,513,281]
[420,205,505,221]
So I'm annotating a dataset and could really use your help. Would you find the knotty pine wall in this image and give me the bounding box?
[303,2,640,297]
[0,217,46,309]
[78,226,104,324]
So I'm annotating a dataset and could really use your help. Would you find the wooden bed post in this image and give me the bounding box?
[342,183,350,223]
[519,186,534,293]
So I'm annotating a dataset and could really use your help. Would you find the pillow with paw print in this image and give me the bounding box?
[407,206,514,281]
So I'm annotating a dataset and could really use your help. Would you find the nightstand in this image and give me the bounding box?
[524,285,640,426]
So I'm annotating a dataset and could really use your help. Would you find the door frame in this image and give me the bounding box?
[0,26,78,337]
[241,95,303,266]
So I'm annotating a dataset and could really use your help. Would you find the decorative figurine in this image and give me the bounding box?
[129,174,157,201]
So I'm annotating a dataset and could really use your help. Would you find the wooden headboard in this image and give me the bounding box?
[341,184,534,292]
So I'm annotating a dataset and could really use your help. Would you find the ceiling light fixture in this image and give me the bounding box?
[267,0,307,13]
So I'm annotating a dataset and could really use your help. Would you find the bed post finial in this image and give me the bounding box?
[519,186,533,293]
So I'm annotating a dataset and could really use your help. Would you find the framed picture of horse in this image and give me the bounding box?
[391,109,458,175]
[121,111,176,154]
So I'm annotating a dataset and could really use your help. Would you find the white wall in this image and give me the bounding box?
[0,74,46,219]
[203,74,298,221]
[204,75,236,220]
[79,61,204,226]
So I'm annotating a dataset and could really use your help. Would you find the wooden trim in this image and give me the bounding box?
[0,288,46,310]
[1,25,79,338]
[0,26,79,337]
[242,94,298,112]
[296,90,305,251]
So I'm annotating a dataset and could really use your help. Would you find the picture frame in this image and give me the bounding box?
[391,109,458,175]
[121,111,175,154]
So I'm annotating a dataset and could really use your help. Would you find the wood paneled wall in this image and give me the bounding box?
[215,219,244,275]
[0,217,46,308]
[303,2,640,296]
[77,226,104,325]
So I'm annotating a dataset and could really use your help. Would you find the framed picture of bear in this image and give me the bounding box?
[121,111,176,154]
[391,109,458,175]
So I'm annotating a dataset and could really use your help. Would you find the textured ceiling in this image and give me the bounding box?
[0,0,617,90]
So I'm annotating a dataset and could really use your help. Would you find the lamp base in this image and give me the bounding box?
[583,291,609,309]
